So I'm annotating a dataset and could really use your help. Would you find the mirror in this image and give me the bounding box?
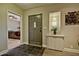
[49,12,61,34]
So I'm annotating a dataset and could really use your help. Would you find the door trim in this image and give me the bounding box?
[28,14,42,47]
[7,10,23,49]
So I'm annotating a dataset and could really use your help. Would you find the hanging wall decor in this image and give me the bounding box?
[65,11,79,25]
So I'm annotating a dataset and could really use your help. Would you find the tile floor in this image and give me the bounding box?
[2,44,44,56]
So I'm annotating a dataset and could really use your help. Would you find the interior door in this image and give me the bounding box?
[28,14,42,46]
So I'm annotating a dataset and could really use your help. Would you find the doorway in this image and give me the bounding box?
[7,11,22,49]
[28,14,42,47]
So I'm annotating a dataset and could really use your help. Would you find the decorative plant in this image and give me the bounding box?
[51,27,57,35]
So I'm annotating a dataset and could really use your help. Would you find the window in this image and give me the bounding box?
[49,12,61,34]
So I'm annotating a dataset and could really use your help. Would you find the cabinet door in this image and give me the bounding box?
[55,38,64,50]
[47,37,55,49]
[47,37,64,51]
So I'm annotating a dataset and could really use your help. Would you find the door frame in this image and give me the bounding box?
[7,10,23,49]
[28,14,42,47]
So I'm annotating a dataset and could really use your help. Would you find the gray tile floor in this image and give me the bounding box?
[2,44,44,56]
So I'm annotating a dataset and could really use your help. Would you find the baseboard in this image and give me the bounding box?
[63,48,79,53]
[0,49,8,56]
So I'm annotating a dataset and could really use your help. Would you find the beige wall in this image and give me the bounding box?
[0,3,79,52]
[8,17,20,31]
[0,4,7,51]
[0,4,23,52]
[23,4,79,49]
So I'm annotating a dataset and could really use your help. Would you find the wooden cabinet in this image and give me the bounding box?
[47,37,55,49]
[47,35,64,51]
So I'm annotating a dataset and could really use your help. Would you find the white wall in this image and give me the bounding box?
[8,17,20,31]
[23,4,79,49]
[0,4,23,52]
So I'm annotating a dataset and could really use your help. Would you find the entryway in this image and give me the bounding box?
[7,11,22,49]
[28,14,42,47]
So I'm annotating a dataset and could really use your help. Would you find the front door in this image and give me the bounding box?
[28,14,42,46]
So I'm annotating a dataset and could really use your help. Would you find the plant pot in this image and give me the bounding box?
[54,30,56,35]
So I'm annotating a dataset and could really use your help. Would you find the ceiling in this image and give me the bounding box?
[16,3,79,10]
[16,3,52,10]
[8,12,20,21]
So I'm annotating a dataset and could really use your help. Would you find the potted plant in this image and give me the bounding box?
[51,27,57,35]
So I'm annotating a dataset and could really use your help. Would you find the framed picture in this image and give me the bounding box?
[65,11,79,25]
